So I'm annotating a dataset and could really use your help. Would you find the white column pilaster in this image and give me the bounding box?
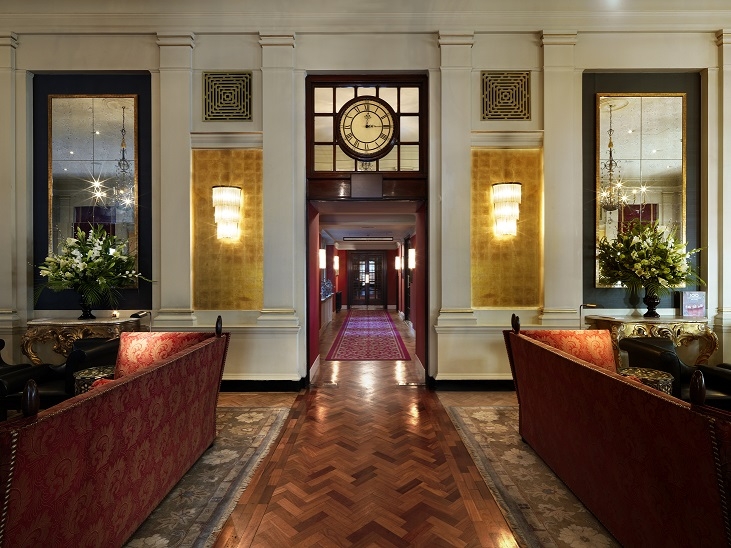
[715,30,731,361]
[155,33,196,324]
[436,31,477,327]
[540,31,582,326]
[257,33,300,327]
[0,33,20,332]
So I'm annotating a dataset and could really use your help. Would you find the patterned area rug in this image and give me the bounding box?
[125,406,289,548]
[326,310,410,361]
[446,406,621,548]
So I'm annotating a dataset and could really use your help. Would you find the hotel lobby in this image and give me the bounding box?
[2,1,731,545]
[2,0,730,383]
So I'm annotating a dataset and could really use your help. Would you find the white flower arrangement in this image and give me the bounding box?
[37,226,150,308]
[597,221,702,296]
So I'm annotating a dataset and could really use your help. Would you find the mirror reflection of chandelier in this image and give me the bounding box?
[599,104,627,212]
[113,106,135,208]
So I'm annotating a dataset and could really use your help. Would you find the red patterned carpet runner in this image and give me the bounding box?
[326,310,411,361]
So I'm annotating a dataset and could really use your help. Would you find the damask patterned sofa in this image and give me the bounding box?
[504,316,731,547]
[0,324,230,548]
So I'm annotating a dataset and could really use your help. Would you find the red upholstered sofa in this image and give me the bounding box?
[504,320,731,547]
[0,328,230,548]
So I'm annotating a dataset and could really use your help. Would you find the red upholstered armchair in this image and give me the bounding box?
[618,336,731,409]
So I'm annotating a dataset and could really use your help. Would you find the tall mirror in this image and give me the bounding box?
[595,93,685,286]
[49,95,138,257]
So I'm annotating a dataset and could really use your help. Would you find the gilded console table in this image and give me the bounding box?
[585,315,719,366]
[21,317,141,365]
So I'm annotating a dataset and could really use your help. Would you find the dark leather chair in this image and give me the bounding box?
[1,337,120,421]
[618,337,731,409]
[0,339,33,375]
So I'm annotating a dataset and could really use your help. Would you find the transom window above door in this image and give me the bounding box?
[311,84,423,174]
[306,74,428,201]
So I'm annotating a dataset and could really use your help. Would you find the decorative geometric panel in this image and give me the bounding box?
[203,72,252,121]
[481,71,531,121]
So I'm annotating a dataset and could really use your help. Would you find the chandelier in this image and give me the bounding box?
[598,104,627,212]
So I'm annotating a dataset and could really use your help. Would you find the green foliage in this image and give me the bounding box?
[37,226,151,308]
[597,221,703,296]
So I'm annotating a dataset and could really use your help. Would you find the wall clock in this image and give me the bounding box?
[336,96,398,161]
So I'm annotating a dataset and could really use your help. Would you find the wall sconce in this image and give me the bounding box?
[212,185,243,240]
[319,248,326,269]
[395,256,401,270]
[491,182,522,237]
[333,254,340,274]
[408,248,416,269]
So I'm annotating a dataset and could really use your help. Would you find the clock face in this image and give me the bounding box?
[336,96,398,161]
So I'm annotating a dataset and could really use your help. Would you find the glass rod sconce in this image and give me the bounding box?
[408,248,416,269]
[319,249,327,269]
[212,185,243,240]
[491,182,522,237]
[333,254,340,274]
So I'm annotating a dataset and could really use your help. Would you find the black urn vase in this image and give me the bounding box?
[642,288,661,318]
[78,293,96,320]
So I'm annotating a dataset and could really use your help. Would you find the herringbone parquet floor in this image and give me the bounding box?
[214,309,518,547]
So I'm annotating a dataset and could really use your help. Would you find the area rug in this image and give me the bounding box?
[446,406,621,548]
[325,309,410,361]
[124,406,289,548]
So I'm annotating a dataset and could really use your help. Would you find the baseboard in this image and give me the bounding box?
[220,379,305,392]
[431,379,515,391]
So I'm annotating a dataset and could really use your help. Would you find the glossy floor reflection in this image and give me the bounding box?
[215,309,518,547]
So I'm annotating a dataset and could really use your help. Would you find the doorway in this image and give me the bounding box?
[349,252,386,308]
[305,73,429,384]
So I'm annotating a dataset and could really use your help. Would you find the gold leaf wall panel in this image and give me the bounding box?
[192,149,263,310]
[471,149,543,308]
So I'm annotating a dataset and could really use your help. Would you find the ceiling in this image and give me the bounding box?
[312,200,419,250]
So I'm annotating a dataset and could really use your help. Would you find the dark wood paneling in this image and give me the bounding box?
[307,179,427,201]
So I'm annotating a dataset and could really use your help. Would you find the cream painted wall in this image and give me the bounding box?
[1,2,731,379]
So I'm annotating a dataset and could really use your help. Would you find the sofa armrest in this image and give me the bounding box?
[63,338,120,393]
[697,365,731,395]
[618,337,687,396]
[0,365,57,397]
[1,363,32,375]
[67,338,120,366]
[1,365,57,420]
[0,338,33,369]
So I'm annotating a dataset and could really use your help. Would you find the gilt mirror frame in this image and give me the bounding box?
[48,94,139,262]
[595,92,687,288]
